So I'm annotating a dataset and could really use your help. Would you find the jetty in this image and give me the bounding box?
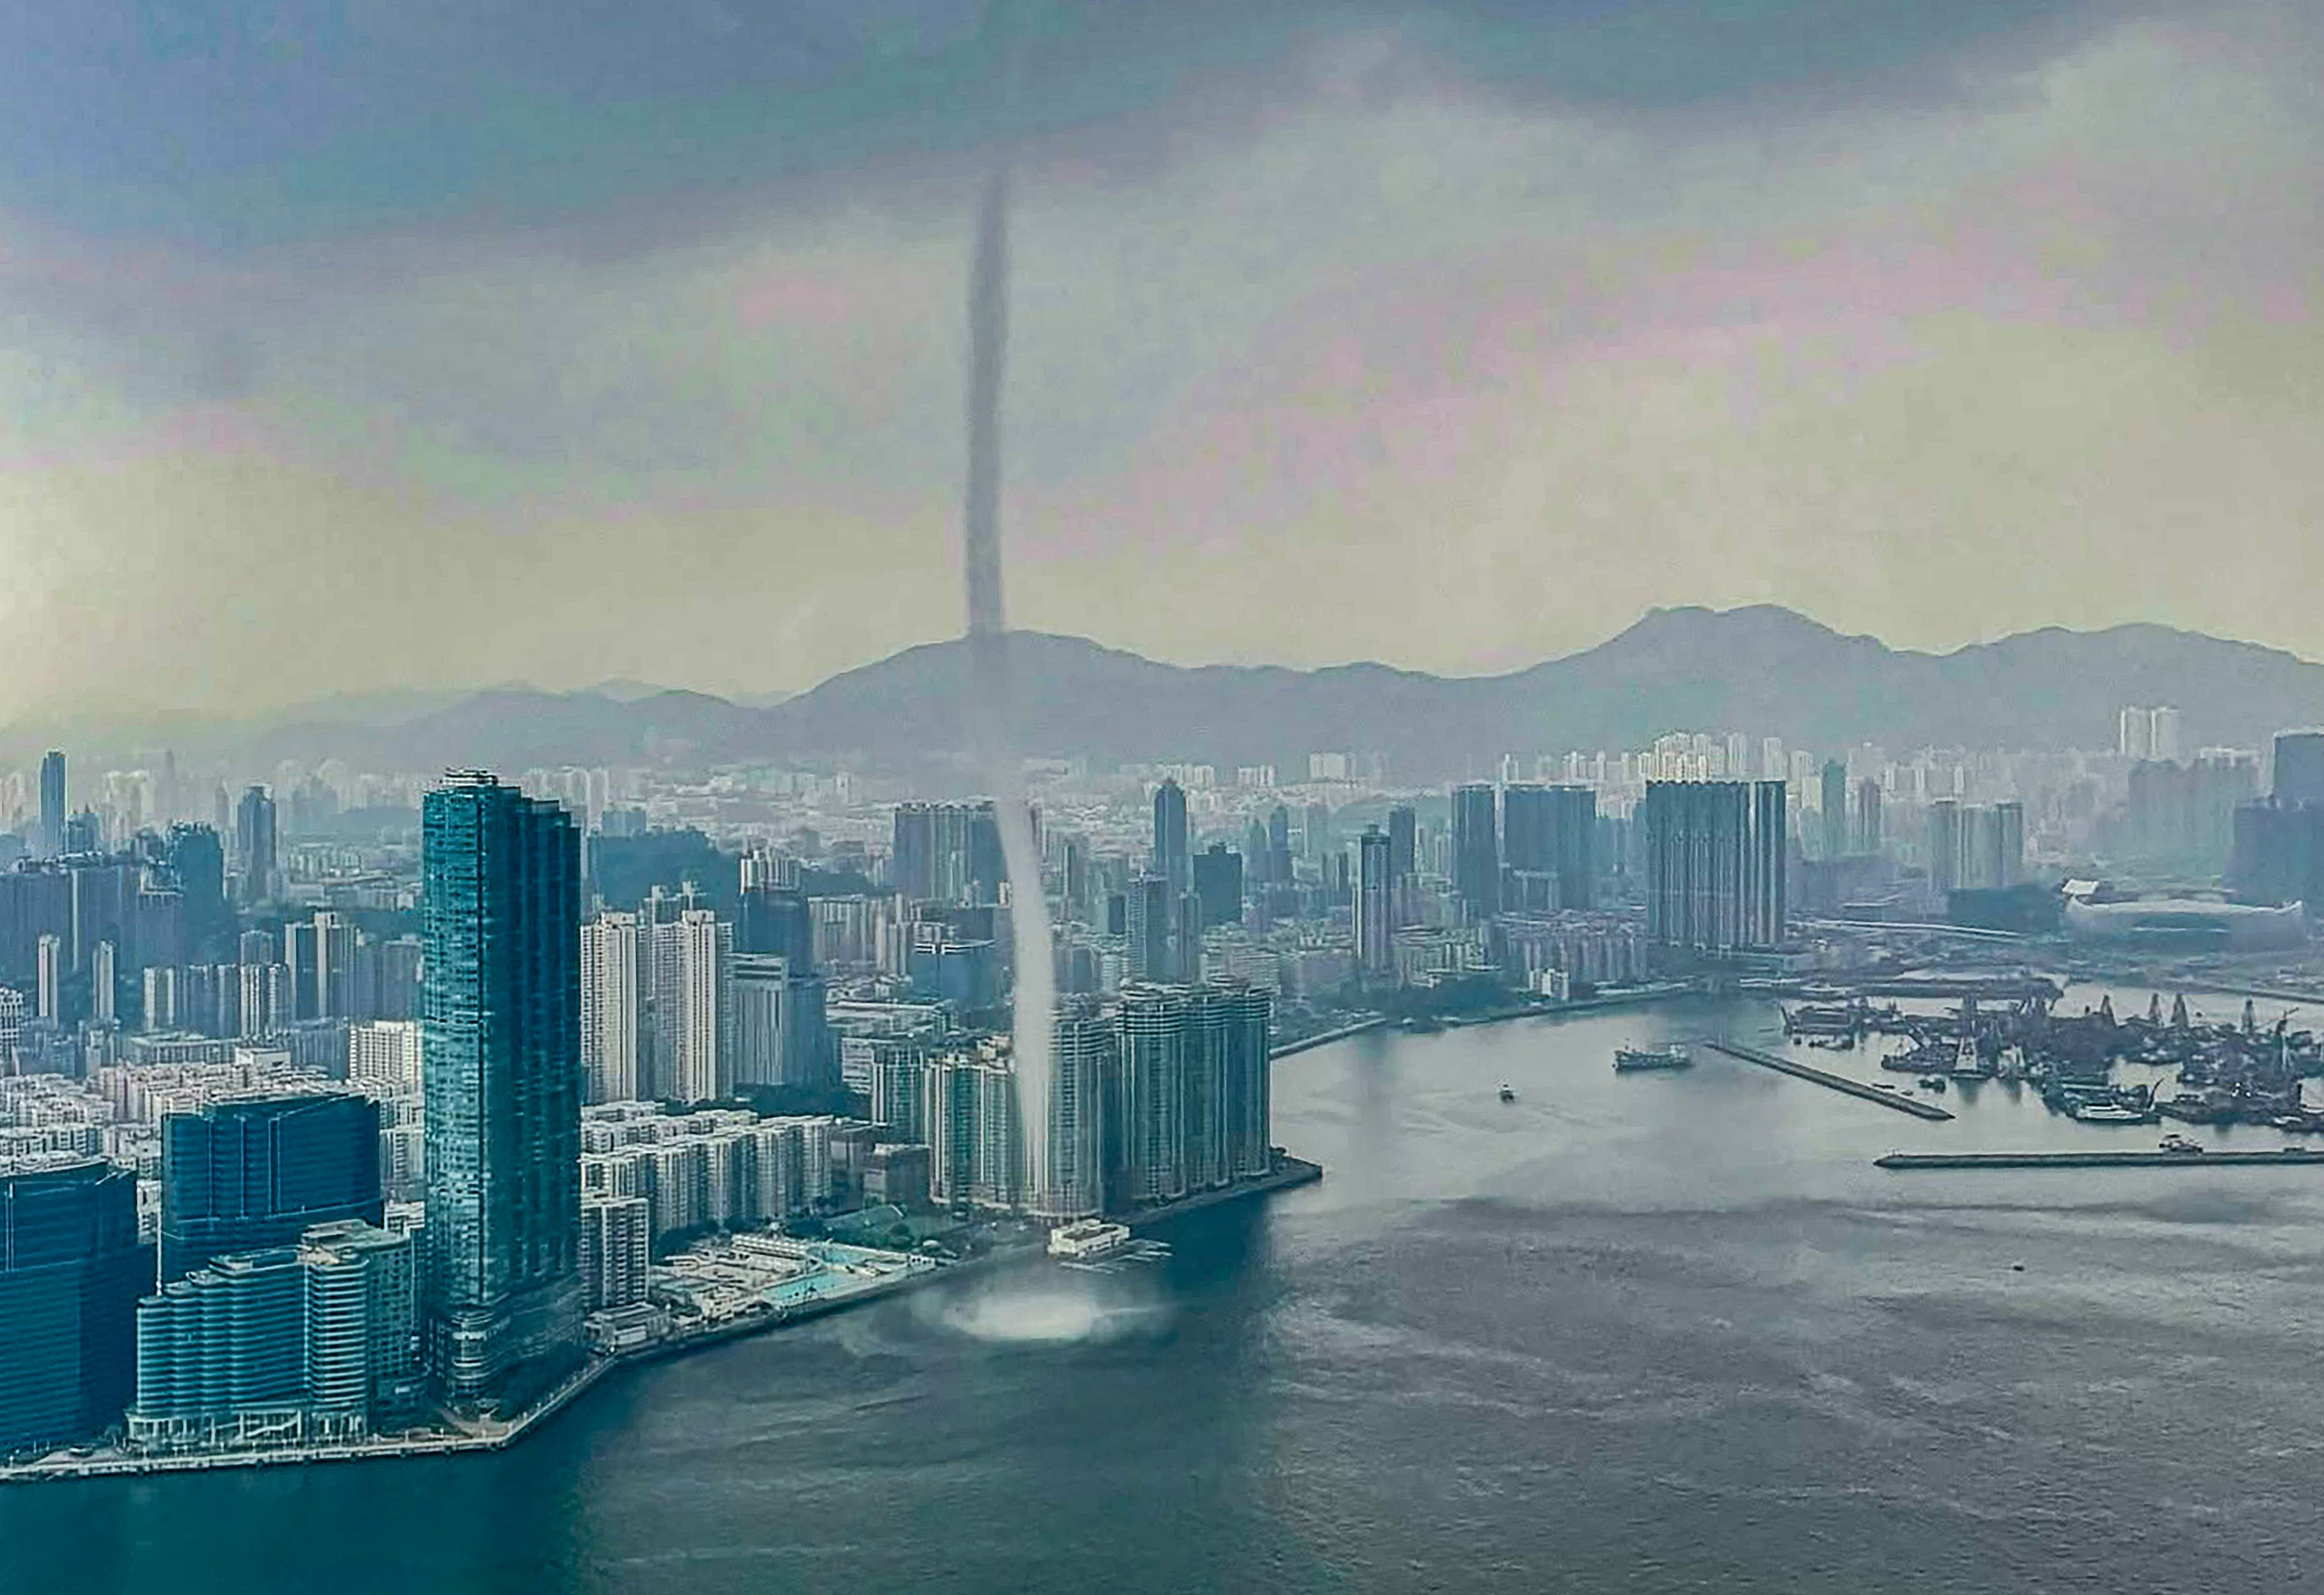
[1876,1148,2324,1170]
[1703,1039,1955,1120]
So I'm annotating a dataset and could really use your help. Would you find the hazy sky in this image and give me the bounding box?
[2,1,2319,720]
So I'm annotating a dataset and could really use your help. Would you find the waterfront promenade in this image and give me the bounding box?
[1,1157,1326,1488]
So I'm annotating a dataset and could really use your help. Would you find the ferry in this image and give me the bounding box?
[1047,1220,1133,1261]
[1614,1043,1692,1073]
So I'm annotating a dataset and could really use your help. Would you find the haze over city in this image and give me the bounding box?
[6,5,2324,1594]
[4,0,2322,721]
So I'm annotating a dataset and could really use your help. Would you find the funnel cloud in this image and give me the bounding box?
[963,149,1058,1211]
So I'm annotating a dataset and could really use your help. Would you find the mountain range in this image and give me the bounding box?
[11,607,2323,782]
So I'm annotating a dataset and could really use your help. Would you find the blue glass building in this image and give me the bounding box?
[0,1160,144,1455]
[422,772,583,1406]
[161,1092,383,1283]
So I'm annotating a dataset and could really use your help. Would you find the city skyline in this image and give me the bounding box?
[7,605,2324,780]
[5,4,2324,1583]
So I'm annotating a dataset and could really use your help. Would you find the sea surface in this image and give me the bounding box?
[9,988,2324,1594]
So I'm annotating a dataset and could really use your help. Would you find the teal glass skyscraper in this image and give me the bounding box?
[0,1160,144,1455]
[161,1092,383,1283]
[422,772,583,1407]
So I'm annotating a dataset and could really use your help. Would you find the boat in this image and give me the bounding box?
[1498,1083,1517,1103]
[1614,1043,1692,1073]
[2071,1102,2146,1124]
[1048,1220,1134,1261]
[1918,1076,1947,1093]
[2158,1133,2205,1156]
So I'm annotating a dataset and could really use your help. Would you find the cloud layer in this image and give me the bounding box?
[0,1,2318,720]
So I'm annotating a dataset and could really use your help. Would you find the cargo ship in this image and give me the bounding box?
[1614,1043,1691,1073]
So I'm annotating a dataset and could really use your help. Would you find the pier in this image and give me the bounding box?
[1877,1148,2324,1170]
[1703,1040,1956,1120]
[1271,1018,1390,1059]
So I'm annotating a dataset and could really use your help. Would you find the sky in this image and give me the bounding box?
[1,0,2319,720]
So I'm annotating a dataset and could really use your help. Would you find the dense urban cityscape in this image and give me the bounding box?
[3,1,2322,1589]
[7,697,2324,1475]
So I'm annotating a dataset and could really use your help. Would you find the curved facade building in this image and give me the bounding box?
[2064,897,2308,950]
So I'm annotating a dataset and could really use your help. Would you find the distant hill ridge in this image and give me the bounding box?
[12,607,2323,780]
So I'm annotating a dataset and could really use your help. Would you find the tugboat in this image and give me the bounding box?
[1614,1043,1692,1073]
[1498,1082,1518,1103]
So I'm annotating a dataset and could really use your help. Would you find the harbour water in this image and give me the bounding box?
[8,991,2324,1593]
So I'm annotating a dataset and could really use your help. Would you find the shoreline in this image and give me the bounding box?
[1270,983,1703,1060]
[0,1159,1323,1489]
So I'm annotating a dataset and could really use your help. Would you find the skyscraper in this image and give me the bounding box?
[1125,874,1179,984]
[1106,980,1271,1211]
[1819,759,1848,862]
[161,1092,385,1283]
[90,937,117,1025]
[2275,730,2324,809]
[1152,779,1190,897]
[1450,783,1500,921]
[737,883,813,971]
[577,1197,650,1312]
[0,1159,145,1455]
[650,909,733,1103]
[1386,804,1417,883]
[1110,984,1192,1209]
[892,800,1005,905]
[1501,783,1552,909]
[1029,1004,1110,1222]
[1206,980,1273,1182]
[37,750,65,860]
[233,786,278,907]
[732,954,830,1092]
[284,910,359,1021]
[421,772,583,1405]
[1642,781,1787,952]
[1191,842,1243,931]
[579,912,648,1105]
[1504,784,1596,912]
[1540,786,1598,912]
[1303,801,1332,863]
[162,824,229,956]
[1993,801,2026,888]
[1355,827,1394,981]
[35,933,61,1023]
[1855,778,1884,856]
[2149,707,2183,764]
[1927,799,1962,898]
[1748,780,1787,946]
